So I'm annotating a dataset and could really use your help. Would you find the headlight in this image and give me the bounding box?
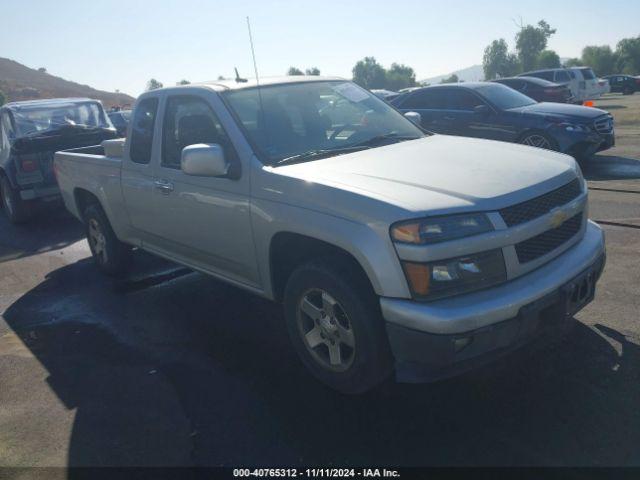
[561,122,591,133]
[391,213,493,245]
[402,249,507,301]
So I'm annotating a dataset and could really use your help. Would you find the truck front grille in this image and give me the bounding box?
[515,213,583,263]
[500,179,582,227]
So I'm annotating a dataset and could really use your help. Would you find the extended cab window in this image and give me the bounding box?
[555,70,570,82]
[129,98,159,164]
[162,95,236,170]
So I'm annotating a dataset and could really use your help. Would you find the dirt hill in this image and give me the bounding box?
[0,57,135,108]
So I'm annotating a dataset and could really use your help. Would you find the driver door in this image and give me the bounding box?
[148,92,259,287]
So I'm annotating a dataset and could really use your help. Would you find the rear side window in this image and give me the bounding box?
[555,70,570,82]
[580,68,596,80]
[401,89,448,109]
[448,90,484,111]
[129,98,159,164]
[531,71,554,81]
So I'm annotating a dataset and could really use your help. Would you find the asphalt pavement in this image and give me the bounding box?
[0,151,639,468]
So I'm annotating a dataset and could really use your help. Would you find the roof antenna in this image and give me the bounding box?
[246,16,268,155]
[234,67,247,83]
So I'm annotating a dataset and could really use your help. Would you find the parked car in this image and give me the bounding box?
[492,76,572,103]
[108,109,132,137]
[0,98,117,223]
[519,67,601,103]
[603,75,640,95]
[392,82,614,159]
[54,77,605,393]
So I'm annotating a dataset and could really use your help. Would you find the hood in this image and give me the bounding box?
[513,102,608,121]
[259,135,579,223]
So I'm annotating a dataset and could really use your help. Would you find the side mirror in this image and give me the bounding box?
[474,105,490,116]
[404,111,422,126]
[181,144,229,177]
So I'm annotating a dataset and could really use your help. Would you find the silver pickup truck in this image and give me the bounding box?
[54,77,606,393]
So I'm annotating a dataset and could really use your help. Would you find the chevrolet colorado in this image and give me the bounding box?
[54,77,606,393]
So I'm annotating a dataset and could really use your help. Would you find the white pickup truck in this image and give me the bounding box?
[54,77,606,393]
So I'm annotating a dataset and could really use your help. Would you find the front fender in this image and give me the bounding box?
[251,197,410,300]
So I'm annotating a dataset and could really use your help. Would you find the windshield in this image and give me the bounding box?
[475,84,537,110]
[222,81,423,164]
[12,101,112,137]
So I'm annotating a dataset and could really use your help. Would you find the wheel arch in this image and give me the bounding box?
[73,188,102,222]
[269,232,376,304]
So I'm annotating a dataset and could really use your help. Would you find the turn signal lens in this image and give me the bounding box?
[20,158,39,172]
[402,262,430,296]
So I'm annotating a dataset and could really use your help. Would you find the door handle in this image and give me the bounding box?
[154,180,174,194]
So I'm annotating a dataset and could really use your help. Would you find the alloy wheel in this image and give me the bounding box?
[521,134,553,150]
[296,288,356,372]
[88,218,108,265]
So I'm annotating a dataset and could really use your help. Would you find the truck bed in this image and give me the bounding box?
[54,139,126,224]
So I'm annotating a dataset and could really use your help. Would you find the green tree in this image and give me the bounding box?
[146,78,163,91]
[483,39,521,79]
[537,50,561,69]
[177,79,191,85]
[385,63,416,91]
[515,20,556,72]
[352,57,387,89]
[581,45,617,76]
[0,89,5,107]
[564,58,583,67]
[440,74,460,84]
[287,67,304,76]
[305,67,321,75]
[615,35,640,74]
[37,67,47,74]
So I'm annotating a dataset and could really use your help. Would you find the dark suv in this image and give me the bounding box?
[603,75,640,95]
[391,83,614,160]
[0,98,117,223]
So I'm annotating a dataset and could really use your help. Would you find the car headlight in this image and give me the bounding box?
[561,122,591,133]
[402,249,507,301]
[391,213,493,245]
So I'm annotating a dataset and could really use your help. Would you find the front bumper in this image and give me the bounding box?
[381,220,605,382]
[559,130,615,157]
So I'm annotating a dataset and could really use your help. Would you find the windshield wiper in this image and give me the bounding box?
[274,145,371,166]
[348,133,421,148]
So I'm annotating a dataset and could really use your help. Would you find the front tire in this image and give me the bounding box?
[1,175,32,224]
[283,257,393,394]
[83,203,131,276]
[518,131,558,152]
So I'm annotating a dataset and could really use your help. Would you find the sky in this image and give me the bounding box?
[1,0,639,96]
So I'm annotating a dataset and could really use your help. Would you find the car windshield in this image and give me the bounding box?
[475,84,537,110]
[222,81,424,164]
[12,101,111,137]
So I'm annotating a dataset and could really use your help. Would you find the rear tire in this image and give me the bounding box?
[283,256,393,394]
[83,203,131,276]
[622,86,633,95]
[0,175,31,224]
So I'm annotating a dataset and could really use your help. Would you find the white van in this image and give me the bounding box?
[519,67,601,103]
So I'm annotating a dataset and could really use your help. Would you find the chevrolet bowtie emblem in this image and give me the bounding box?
[550,209,569,229]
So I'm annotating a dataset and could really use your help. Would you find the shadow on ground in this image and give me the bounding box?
[581,154,640,181]
[0,208,84,263]
[3,252,640,467]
